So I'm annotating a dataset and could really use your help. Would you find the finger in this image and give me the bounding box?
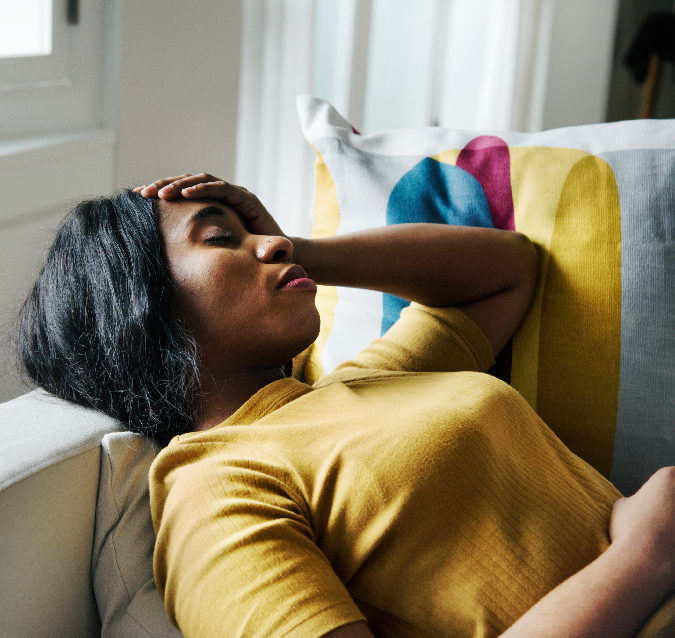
[181,181,256,210]
[160,173,219,192]
[136,183,161,195]
[180,181,229,197]
[152,174,199,200]
[134,175,193,199]
[142,174,194,199]
[157,173,225,200]
[139,183,159,197]
[152,174,193,189]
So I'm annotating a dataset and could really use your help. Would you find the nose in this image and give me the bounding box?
[255,235,294,263]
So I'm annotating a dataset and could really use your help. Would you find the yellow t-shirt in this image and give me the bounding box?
[150,304,621,638]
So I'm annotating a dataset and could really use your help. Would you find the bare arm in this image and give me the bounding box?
[500,546,670,638]
[290,225,538,357]
[501,467,675,638]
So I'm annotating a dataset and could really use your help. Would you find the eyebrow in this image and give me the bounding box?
[185,205,227,228]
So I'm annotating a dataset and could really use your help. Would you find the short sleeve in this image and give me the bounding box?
[150,442,365,638]
[327,304,495,377]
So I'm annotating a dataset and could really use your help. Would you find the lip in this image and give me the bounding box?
[277,265,317,291]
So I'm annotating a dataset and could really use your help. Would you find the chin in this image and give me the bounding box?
[259,304,320,368]
[287,309,321,360]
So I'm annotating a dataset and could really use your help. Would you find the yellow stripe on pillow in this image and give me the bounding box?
[427,145,622,477]
[535,154,621,477]
[300,150,341,385]
[509,147,592,409]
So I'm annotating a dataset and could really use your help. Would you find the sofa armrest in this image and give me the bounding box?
[0,390,125,638]
[0,448,102,637]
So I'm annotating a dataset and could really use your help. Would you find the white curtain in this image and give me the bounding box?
[511,0,555,132]
[235,0,553,236]
[235,0,316,238]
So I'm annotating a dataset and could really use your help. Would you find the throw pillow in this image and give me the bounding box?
[296,95,675,496]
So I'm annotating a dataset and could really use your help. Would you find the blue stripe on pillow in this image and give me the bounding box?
[381,158,493,334]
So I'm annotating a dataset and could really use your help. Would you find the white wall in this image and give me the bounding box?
[0,132,117,403]
[0,0,243,402]
[541,0,620,130]
[114,0,242,188]
[0,205,69,402]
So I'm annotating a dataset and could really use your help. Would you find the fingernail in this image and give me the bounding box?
[182,186,195,194]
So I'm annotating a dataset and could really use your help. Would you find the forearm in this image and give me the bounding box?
[292,224,534,306]
[501,543,675,638]
[322,546,675,638]
[291,224,539,355]
[140,176,537,311]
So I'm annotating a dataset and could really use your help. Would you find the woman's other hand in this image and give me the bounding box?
[134,174,286,239]
[501,467,675,637]
[609,466,675,580]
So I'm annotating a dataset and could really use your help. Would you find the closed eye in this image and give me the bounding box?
[204,231,233,244]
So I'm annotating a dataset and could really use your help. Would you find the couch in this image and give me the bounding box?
[4,97,675,637]
[0,389,181,638]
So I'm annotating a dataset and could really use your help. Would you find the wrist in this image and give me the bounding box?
[608,538,675,596]
[289,236,311,271]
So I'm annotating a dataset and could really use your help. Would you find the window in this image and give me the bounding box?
[0,0,117,226]
[236,0,619,237]
[236,0,538,237]
[0,0,110,141]
[0,0,52,58]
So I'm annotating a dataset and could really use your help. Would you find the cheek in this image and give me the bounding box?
[173,262,261,334]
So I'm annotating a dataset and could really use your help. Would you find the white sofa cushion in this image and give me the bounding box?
[0,389,125,491]
[0,447,102,638]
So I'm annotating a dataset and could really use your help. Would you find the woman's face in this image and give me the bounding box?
[158,198,320,375]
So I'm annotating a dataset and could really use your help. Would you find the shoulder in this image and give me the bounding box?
[323,304,495,379]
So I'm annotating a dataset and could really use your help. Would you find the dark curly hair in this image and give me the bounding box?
[15,190,200,445]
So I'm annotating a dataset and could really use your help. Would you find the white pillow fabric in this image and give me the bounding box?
[92,432,183,638]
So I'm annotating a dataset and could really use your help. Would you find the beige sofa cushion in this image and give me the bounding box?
[93,432,183,637]
[0,389,125,490]
[0,448,102,638]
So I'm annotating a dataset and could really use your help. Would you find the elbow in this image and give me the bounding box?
[513,231,540,302]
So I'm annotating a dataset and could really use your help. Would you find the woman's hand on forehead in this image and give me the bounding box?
[134,173,287,239]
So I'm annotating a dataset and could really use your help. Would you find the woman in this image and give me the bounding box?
[17,173,675,638]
